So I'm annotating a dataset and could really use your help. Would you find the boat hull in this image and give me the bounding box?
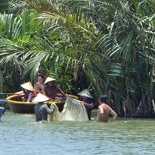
[7,102,36,113]
[0,107,4,120]
[6,94,65,114]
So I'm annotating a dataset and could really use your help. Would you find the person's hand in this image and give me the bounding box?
[50,104,54,108]
[81,101,84,104]
[49,98,54,101]
[36,82,43,88]
[50,104,54,110]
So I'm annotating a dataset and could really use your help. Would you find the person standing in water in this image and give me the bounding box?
[33,93,55,122]
[96,95,117,122]
[78,89,94,120]
[0,107,4,121]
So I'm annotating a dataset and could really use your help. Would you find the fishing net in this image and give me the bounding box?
[60,97,89,121]
[48,103,60,122]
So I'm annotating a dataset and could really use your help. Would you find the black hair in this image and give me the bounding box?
[99,95,108,103]
[37,74,46,79]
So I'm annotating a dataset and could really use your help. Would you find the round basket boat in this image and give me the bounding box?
[6,94,78,114]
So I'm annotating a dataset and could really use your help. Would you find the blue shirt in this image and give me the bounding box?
[34,102,55,121]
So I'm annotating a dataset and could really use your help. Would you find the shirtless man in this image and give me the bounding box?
[96,95,117,122]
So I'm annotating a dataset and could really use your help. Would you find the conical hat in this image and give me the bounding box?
[21,82,34,91]
[33,93,50,102]
[78,89,93,98]
[44,77,56,84]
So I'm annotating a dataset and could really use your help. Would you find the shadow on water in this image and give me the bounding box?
[0,110,155,155]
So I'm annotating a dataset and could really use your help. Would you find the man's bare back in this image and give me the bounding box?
[96,95,117,122]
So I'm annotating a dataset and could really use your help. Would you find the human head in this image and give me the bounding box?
[37,74,46,84]
[81,96,88,102]
[33,93,49,103]
[21,82,34,92]
[47,81,56,86]
[78,89,93,99]
[44,77,56,86]
[99,95,108,104]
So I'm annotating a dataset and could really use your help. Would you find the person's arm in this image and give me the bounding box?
[97,106,104,122]
[82,101,93,108]
[34,83,39,95]
[45,104,55,115]
[41,87,46,96]
[110,108,117,121]
[57,85,66,97]
[27,92,34,102]
[99,105,104,114]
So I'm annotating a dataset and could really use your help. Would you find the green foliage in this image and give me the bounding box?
[0,0,9,13]
[0,0,155,117]
[48,65,73,94]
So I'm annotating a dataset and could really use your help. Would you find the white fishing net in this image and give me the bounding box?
[60,97,89,121]
[48,97,89,121]
[48,103,60,122]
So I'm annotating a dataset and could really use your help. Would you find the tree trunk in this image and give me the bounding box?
[0,69,3,92]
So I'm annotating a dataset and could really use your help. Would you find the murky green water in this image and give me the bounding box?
[0,110,155,155]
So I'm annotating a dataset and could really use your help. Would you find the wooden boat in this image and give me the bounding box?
[0,93,8,109]
[0,107,4,120]
[0,99,7,108]
[6,94,78,114]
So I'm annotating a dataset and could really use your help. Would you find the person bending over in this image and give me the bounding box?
[33,93,55,122]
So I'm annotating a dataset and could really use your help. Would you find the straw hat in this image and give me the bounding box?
[44,77,56,84]
[21,82,34,91]
[78,89,93,98]
[33,93,50,102]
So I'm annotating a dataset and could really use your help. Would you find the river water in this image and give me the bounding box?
[0,110,155,155]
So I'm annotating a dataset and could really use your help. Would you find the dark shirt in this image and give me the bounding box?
[34,102,55,121]
[84,99,94,110]
[44,85,65,100]
[82,99,94,120]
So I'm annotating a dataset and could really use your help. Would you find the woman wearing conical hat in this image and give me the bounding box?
[33,93,55,122]
[44,77,66,101]
[21,82,34,102]
[78,89,94,120]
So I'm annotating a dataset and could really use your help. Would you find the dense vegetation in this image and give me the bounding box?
[0,0,155,117]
